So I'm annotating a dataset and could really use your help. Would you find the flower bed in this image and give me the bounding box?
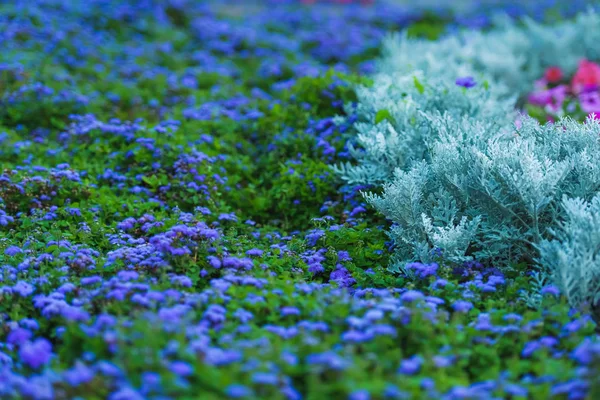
[2,1,600,399]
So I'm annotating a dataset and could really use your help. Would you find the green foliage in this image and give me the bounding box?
[405,11,451,40]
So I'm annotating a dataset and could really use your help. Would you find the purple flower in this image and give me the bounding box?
[433,355,454,368]
[281,385,302,400]
[473,313,493,331]
[234,308,253,323]
[308,262,325,274]
[81,276,102,286]
[4,246,22,256]
[169,361,193,376]
[225,384,252,398]
[540,336,558,348]
[207,256,221,269]
[246,248,264,257]
[541,285,560,296]
[281,351,298,366]
[452,300,473,313]
[551,379,588,397]
[398,356,422,375]
[572,338,600,365]
[349,390,370,400]
[342,330,374,343]
[204,348,242,366]
[18,374,54,399]
[63,362,95,386]
[97,361,121,377]
[364,309,384,321]
[406,262,439,279]
[330,265,356,288]
[522,341,541,358]
[580,91,600,114]
[337,251,352,262]
[19,338,52,369]
[400,290,424,303]
[281,306,300,316]
[349,206,366,217]
[306,351,348,370]
[7,327,32,345]
[421,377,436,391]
[432,278,448,289]
[171,275,193,287]
[12,281,34,297]
[305,229,325,246]
[504,383,528,397]
[109,387,145,400]
[456,76,477,88]
[218,212,237,222]
[252,372,279,385]
[141,371,161,392]
[383,385,407,399]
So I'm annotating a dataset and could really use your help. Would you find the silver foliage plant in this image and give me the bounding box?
[338,10,600,309]
[537,195,600,310]
[333,72,515,185]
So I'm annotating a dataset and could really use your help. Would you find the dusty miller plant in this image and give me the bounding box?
[333,72,515,185]
[537,195,600,311]
[337,10,600,309]
[367,115,600,268]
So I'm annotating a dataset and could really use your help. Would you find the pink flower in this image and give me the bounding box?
[544,66,563,83]
[580,91,600,114]
[571,59,600,94]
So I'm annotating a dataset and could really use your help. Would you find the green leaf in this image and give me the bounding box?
[375,109,394,125]
[413,76,425,94]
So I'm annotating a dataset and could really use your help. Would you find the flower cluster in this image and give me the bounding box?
[527,59,600,121]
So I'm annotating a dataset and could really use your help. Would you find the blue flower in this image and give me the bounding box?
[19,338,52,369]
[225,384,252,398]
[398,356,422,375]
[452,300,473,313]
[455,76,477,88]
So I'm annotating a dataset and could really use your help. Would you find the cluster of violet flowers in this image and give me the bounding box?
[527,59,600,122]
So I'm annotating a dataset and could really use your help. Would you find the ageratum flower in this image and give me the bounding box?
[225,384,252,398]
[169,361,194,377]
[398,355,422,375]
[6,328,32,345]
[108,387,145,400]
[19,338,52,369]
[452,300,473,313]
[400,290,424,303]
[4,246,22,256]
[349,390,371,400]
[63,362,95,386]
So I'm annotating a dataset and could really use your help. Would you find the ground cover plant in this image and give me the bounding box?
[2,0,600,399]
